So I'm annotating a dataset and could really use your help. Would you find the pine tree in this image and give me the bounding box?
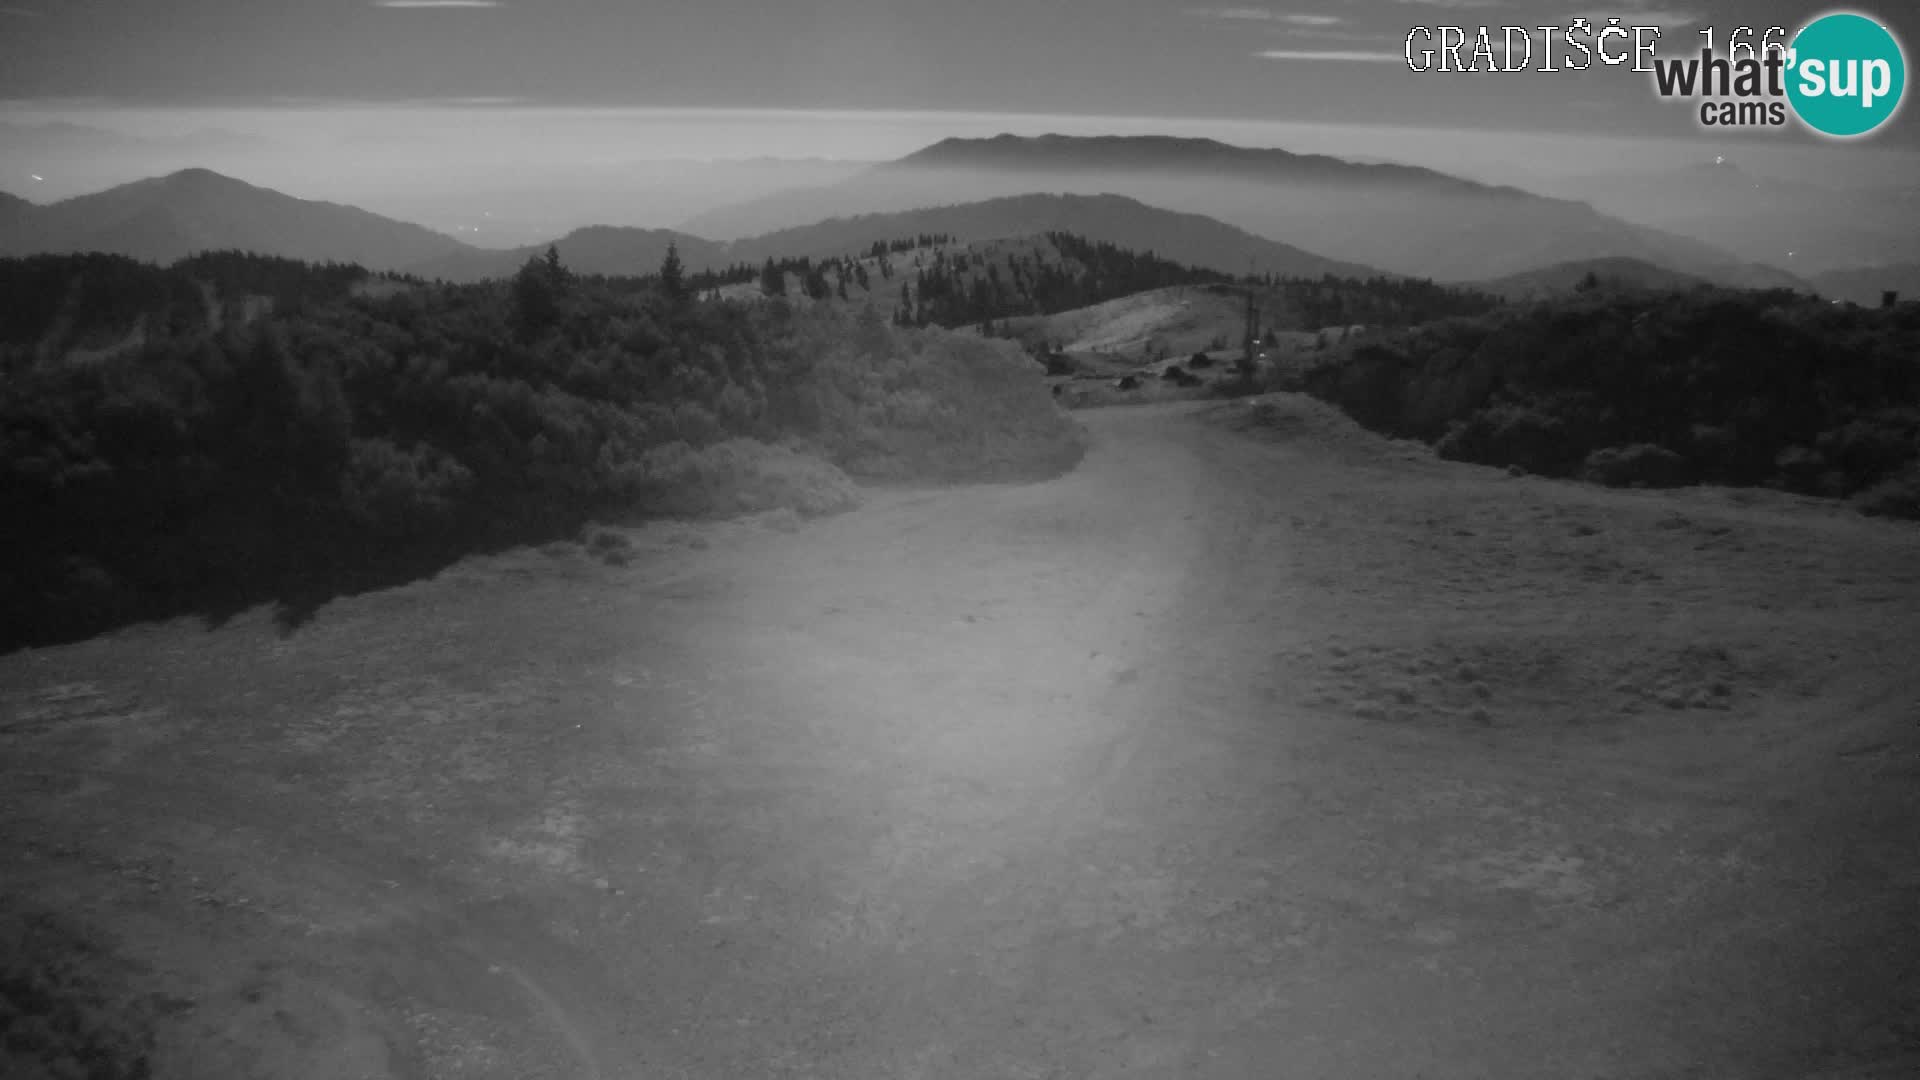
[659,241,687,303]
[514,251,566,334]
[542,244,569,286]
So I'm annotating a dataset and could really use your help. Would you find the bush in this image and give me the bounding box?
[1436,404,1582,476]
[1772,444,1828,493]
[1188,352,1214,369]
[1815,415,1918,488]
[1853,462,1920,520]
[580,524,636,565]
[1582,444,1695,488]
[1297,287,1920,504]
[581,524,632,553]
[339,438,474,538]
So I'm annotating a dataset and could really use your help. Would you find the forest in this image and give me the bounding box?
[1,249,1085,650]
[1295,286,1920,517]
[887,233,1500,333]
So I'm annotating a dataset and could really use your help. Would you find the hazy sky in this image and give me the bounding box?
[3,1,1913,138]
[1,1,1914,236]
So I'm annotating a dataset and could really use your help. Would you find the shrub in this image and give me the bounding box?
[1853,462,1920,520]
[339,438,474,538]
[1815,416,1918,487]
[1436,404,1582,476]
[1188,352,1214,369]
[1772,444,1828,493]
[1582,444,1695,488]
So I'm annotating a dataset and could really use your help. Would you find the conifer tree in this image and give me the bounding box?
[659,241,688,303]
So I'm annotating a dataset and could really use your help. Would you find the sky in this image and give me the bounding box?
[2,0,1914,133]
[1,1,1915,236]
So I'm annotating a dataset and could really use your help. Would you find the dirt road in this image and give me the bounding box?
[5,397,1919,1079]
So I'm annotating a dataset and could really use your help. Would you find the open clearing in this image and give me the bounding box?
[4,396,1917,1079]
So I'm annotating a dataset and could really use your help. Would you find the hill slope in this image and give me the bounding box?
[724,193,1378,282]
[0,169,471,271]
[683,134,1803,290]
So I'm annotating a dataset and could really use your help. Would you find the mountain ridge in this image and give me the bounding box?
[682,133,1806,290]
[895,134,1532,198]
[0,168,473,271]
[724,192,1380,281]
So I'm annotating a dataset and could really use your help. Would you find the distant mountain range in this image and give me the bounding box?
[0,140,1829,296]
[681,134,1806,291]
[373,192,1379,284]
[0,168,469,271]
[1539,158,1920,277]
[895,134,1510,194]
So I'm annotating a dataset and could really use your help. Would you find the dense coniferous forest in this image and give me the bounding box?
[1,249,1084,650]
[1294,287,1920,516]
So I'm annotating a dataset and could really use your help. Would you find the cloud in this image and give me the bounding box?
[1256,49,1408,62]
[372,1,502,8]
[1289,27,1398,41]
[1393,0,1509,9]
[1189,8,1344,26]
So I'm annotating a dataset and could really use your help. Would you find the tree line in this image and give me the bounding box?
[1,247,1083,650]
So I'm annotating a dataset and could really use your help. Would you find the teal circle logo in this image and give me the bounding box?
[1785,12,1907,137]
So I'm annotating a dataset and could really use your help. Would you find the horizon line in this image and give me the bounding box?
[0,101,1819,153]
